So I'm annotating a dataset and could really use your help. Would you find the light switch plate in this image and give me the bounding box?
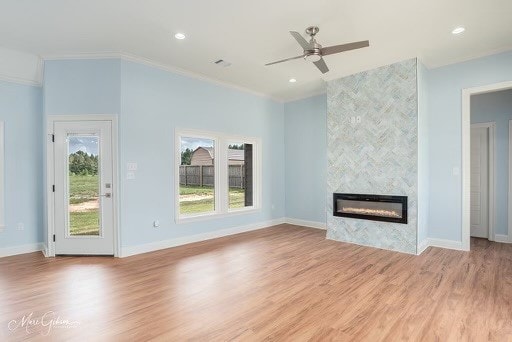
[127,162,138,171]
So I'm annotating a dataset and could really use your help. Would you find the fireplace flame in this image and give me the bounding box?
[341,207,401,218]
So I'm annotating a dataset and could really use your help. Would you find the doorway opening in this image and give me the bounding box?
[463,82,512,250]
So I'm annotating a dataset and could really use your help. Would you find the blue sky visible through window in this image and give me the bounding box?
[181,137,214,151]
[68,136,99,155]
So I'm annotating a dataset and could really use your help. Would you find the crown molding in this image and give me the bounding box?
[42,51,121,60]
[0,74,42,87]
[0,56,43,87]
[283,89,327,103]
[424,46,512,69]
[23,47,512,98]
[119,52,284,102]
[42,51,284,103]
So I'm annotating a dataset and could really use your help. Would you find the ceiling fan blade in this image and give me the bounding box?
[313,58,329,74]
[320,40,370,56]
[290,31,312,50]
[265,55,304,66]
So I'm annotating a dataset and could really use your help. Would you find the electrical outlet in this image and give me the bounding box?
[356,116,362,123]
[127,172,136,180]
[16,223,24,231]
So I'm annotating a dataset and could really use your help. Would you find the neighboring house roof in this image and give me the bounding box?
[195,146,244,161]
[202,147,214,159]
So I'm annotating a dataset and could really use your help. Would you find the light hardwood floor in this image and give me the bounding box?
[1,224,512,341]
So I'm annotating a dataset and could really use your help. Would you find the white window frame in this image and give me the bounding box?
[175,129,262,223]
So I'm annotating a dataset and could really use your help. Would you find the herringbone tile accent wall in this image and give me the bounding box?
[326,58,418,254]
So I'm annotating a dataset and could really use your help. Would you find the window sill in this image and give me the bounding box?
[175,207,260,224]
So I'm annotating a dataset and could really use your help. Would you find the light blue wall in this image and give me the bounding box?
[42,58,284,249]
[428,50,512,241]
[417,62,430,245]
[119,60,285,246]
[44,59,121,115]
[2,50,511,253]
[42,59,122,250]
[0,80,43,248]
[282,51,512,245]
[471,89,512,235]
[284,94,327,223]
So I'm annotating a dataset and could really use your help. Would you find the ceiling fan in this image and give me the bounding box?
[265,26,369,74]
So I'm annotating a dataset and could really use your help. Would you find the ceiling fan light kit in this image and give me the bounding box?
[265,26,370,74]
[305,53,322,62]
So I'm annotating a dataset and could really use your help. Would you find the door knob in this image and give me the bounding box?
[100,193,112,198]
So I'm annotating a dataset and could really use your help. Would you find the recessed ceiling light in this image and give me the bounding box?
[289,78,297,83]
[452,27,465,35]
[174,33,186,40]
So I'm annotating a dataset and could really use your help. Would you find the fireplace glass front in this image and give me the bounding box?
[333,193,407,224]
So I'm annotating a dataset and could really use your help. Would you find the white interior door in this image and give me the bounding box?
[470,126,489,238]
[54,121,115,255]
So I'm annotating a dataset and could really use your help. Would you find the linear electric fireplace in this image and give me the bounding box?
[333,193,408,224]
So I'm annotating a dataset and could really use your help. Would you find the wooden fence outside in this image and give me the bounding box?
[179,165,245,188]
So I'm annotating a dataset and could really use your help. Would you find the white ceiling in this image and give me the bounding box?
[1,0,511,101]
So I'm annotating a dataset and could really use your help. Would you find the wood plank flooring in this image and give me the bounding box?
[1,224,512,341]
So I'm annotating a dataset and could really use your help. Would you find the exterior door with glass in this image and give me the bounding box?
[53,121,114,255]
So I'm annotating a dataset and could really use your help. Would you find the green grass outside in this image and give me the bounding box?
[69,174,99,235]
[179,185,215,196]
[228,188,245,209]
[179,185,245,215]
[69,174,99,204]
[69,211,100,236]
[68,177,247,234]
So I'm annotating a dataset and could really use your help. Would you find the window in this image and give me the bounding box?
[227,142,253,210]
[178,136,216,216]
[175,129,260,222]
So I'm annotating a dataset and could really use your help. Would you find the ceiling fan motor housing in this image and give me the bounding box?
[304,49,322,62]
[304,34,322,62]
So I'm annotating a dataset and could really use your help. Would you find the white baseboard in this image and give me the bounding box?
[0,243,44,258]
[494,234,510,243]
[418,235,511,254]
[426,238,464,251]
[285,218,326,230]
[120,218,286,257]
[417,239,429,255]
